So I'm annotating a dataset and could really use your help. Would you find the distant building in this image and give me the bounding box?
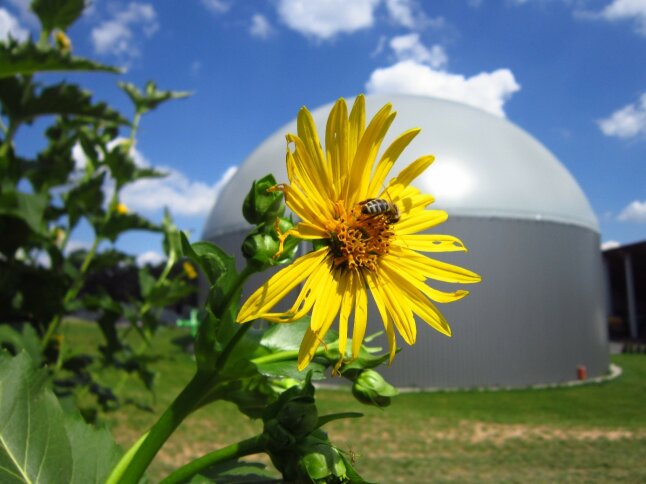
[203,94,609,389]
[603,240,646,342]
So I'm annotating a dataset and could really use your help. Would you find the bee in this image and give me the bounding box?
[358,198,400,224]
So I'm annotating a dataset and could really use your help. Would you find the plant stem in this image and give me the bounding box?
[41,236,101,350]
[159,435,266,484]
[251,350,300,366]
[106,370,214,484]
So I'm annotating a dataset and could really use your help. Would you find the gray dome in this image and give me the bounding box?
[204,94,598,239]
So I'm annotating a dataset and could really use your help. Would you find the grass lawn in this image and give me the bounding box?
[63,319,646,483]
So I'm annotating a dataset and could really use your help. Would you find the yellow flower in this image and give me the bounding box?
[183,261,198,280]
[54,30,72,53]
[237,95,481,370]
[116,202,129,215]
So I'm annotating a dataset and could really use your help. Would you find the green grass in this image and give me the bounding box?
[61,319,646,483]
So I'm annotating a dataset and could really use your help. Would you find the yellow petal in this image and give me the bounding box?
[382,258,469,303]
[237,248,327,323]
[260,259,331,322]
[290,221,329,240]
[337,270,355,361]
[326,99,349,197]
[347,95,366,178]
[390,246,482,284]
[365,271,397,363]
[395,209,448,235]
[296,107,334,200]
[367,128,421,198]
[393,234,467,253]
[310,269,345,332]
[297,271,345,370]
[379,270,417,345]
[386,155,435,200]
[351,272,368,359]
[347,104,395,204]
[286,140,334,220]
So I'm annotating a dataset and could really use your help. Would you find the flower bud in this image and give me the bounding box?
[352,369,398,407]
[276,396,318,438]
[242,232,280,269]
[243,174,285,225]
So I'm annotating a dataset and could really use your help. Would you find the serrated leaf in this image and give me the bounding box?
[119,81,191,114]
[0,78,128,125]
[98,212,161,242]
[0,325,42,365]
[63,172,105,229]
[0,38,119,78]
[31,0,85,32]
[0,351,122,483]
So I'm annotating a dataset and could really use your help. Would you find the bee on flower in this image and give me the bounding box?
[237,95,481,370]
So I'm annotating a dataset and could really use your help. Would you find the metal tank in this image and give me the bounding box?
[203,94,609,389]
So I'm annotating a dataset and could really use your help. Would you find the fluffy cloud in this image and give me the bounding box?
[598,93,646,138]
[122,165,237,217]
[250,13,273,39]
[618,200,646,222]
[390,33,447,68]
[91,3,158,58]
[0,8,29,41]
[385,0,437,30]
[73,139,236,217]
[276,0,379,40]
[366,60,520,117]
[599,0,646,35]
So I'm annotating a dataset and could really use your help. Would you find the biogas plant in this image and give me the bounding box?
[203,94,609,389]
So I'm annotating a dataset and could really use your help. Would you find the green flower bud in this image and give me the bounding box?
[352,369,398,407]
[297,441,347,482]
[242,232,280,268]
[243,174,285,224]
[277,396,318,438]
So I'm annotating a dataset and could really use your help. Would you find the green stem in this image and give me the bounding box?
[160,435,265,484]
[106,370,214,484]
[41,236,101,350]
[109,263,259,483]
[251,350,300,366]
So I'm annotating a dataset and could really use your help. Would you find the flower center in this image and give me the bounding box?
[326,202,395,272]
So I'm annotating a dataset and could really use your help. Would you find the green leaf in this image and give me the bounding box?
[119,81,191,115]
[104,142,167,190]
[192,460,278,483]
[180,233,235,287]
[259,318,311,352]
[63,172,105,229]
[31,0,85,32]
[0,190,48,235]
[0,351,122,483]
[0,38,120,78]
[0,78,128,125]
[255,360,326,381]
[98,212,161,242]
[0,325,42,365]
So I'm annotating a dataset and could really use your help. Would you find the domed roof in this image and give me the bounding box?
[204,94,598,239]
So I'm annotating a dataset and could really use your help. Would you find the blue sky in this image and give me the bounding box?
[2,0,645,263]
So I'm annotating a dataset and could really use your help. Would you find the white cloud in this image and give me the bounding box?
[598,93,646,138]
[601,240,621,250]
[618,200,646,222]
[0,8,29,41]
[250,13,273,39]
[136,250,166,267]
[366,60,520,117]
[390,33,447,68]
[385,0,434,30]
[73,139,236,218]
[91,3,158,58]
[276,0,379,40]
[599,0,646,35]
[122,165,238,217]
[201,0,230,14]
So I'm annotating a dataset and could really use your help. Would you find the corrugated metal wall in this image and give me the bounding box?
[207,216,609,389]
